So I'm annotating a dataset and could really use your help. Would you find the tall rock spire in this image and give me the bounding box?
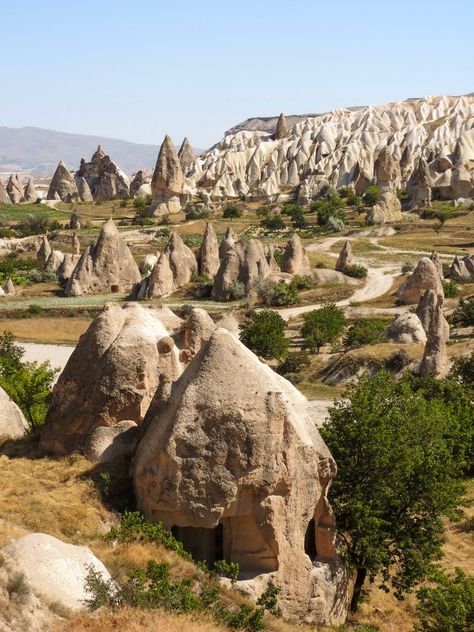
[274,113,288,139]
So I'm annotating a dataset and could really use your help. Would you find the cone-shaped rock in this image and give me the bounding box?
[164,232,197,287]
[416,288,449,340]
[3,278,14,296]
[419,292,449,377]
[77,176,93,202]
[23,178,38,203]
[37,235,52,270]
[47,161,78,201]
[45,250,65,273]
[64,219,141,296]
[274,113,288,140]
[198,223,220,278]
[395,257,444,305]
[41,303,183,455]
[280,234,311,274]
[150,135,184,215]
[335,241,354,272]
[134,328,347,624]
[6,174,24,203]
[57,253,81,284]
[137,252,175,300]
[407,157,432,209]
[183,308,216,356]
[178,137,195,173]
[219,226,237,259]
[0,179,12,204]
[366,148,403,224]
[72,233,81,255]
[0,385,28,439]
[130,171,145,197]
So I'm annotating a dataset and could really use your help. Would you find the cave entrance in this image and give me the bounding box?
[304,518,317,559]
[171,524,223,565]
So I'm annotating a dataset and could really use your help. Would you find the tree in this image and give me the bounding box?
[222,205,242,219]
[0,331,24,377]
[344,318,387,349]
[320,371,472,612]
[416,569,474,632]
[450,298,474,328]
[260,215,285,231]
[240,311,288,360]
[300,304,346,353]
[362,185,379,206]
[449,352,474,396]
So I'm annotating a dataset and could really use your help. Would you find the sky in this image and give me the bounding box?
[1,0,473,149]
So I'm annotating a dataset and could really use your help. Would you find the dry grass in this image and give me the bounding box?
[0,317,90,344]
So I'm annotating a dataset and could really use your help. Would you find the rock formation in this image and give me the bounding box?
[387,313,427,344]
[45,249,65,273]
[140,253,158,274]
[418,292,449,377]
[47,161,79,201]
[407,157,432,209]
[212,238,271,301]
[69,211,81,230]
[130,170,146,197]
[72,233,81,255]
[165,232,198,286]
[3,278,14,295]
[84,419,139,463]
[429,251,444,280]
[183,308,216,357]
[335,241,354,272]
[416,288,450,340]
[64,218,141,296]
[449,254,474,282]
[6,174,24,204]
[280,234,311,274]
[198,223,220,278]
[274,113,288,140]
[0,385,28,440]
[37,235,52,270]
[366,148,403,224]
[57,253,81,284]
[395,257,444,304]
[23,178,38,203]
[3,533,112,611]
[134,328,348,625]
[76,176,93,202]
[178,137,195,173]
[219,226,237,259]
[0,179,12,204]
[150,135,184,215]
[76,146,130,200]
[137,252,175,300]
[40,303,182,455]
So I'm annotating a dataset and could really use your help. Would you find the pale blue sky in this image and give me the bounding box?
[1,0,472,148]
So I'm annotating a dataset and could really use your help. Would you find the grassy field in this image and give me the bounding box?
[0,317,90,343]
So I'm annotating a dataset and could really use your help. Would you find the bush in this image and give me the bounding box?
[362,185,379,206]
[133,197,147,210]
[268,282,299,306]
[301,304,346,353]
[345,264,368,279]
[384,349,410,372]
[291,275,312,290]
[222,205,242,219]
[260,215,285,231]
[240,310,288,359]
[449,352,474,395]
[416,569,474,632]
[312,199,346,228]
[255,206,270,218]
[442,280,460,298]
[338,187,352,198]
[17,214,62,237]
[276,351,310,376]
[228,280,246,301]
[185,206,210,221]
[449,298,474,327]
[345,319,387,349]
[347,193,363,208]
[290,208,308,229]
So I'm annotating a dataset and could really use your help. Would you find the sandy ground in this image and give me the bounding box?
[20,343,74,382]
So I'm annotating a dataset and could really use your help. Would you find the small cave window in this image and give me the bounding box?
[171,524,224,565]
[304,518,317,560]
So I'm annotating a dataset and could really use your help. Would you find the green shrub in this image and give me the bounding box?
[240,310,288,359]
[345,264,368,279]
[449,352,474,396]
[228,280,246,301]
[291,275,312,289]
[301,304,346,353]
[255,206,270,218]
[260,215,285,231]
[338,187,352,198]
[213,560,240,583]
[362,185,379,206]
[442,280,460,298]
[450,298,474,327]
[223,205,242,219]
[185,206,210,221]
[276,351,310,376]
[416,569,474,632]
[345,319,387,349]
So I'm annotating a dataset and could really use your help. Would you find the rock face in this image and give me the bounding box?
[3,533,112,611]
[183,308,216,357]
[219,226,237,259]
[178,137,195,173]
[72,233,81,255]
[150,135,184,215]
[407,157,432,209]
[84,419,139,463]
[37,236,52,270]
[45,249,65,273]
[47,161,78,201]
[366,148,403,224]
[40,303,182,455]
[64,218,141,296]
[0,179,12,204]
[6,174,24,204]
[395,257,444,305]
[419,292,449,377]
[387,313,427,344]
[212,238,271,301]
[23,178,38,203]
[429,251,444,280]
[280,234,311,274]
[76,176,93,202]
[0,385,28,440]
[134,329,348,625]
[335,241,354,272]
[416,288,450,340]
[3,278,14,295]
[165,232,198,286]
[449,254,474,282]
[130,170,146,197]
[76,146,130,200]
[274,113,288,140]
[198,223,220,278]
[57,253,81,284]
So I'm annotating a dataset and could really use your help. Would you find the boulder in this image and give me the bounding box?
[178,137,195,173]
[215,314,240,338]
[23,178,38,203]
[47,161,78,201]
[387,313,427,344]
[0,179,12,204]
[84,419,139,463]
[219,226,237,259]
[198,223,220,279]
[280,234,311,274]
[274,113,288,140]
[395,257,443,304]
[150,135,184,215]
[36,235,52,270]
[134,328,348,625]
[183,308,216,356]
[419,292,449,377]
[6,174,24,204]
[40,302,183,455]
[64,218,141,296]
[335,241,354,272]
[3,533,113,611]
[0,385,28,440]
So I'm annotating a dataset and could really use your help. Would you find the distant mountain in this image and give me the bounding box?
[0,127,202,176]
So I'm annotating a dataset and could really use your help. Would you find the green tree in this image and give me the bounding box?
[222,205,242,219]
[300,304,346,353]
[240,311,288,360]
[260,215,285,231]
[449,352,474,396]
[362,185,379,206]
[416,569,474,632]
[320,371,471,613]
[450,298,474,328]
[344,319,387,349]
[0,331,24,377]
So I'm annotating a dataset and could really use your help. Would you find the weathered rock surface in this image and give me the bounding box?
[335,241,354,272]
[419,292,449,377]
[183,308,216,357]
[84,419,139,463]
[41,302,182,455]
[395,257,444,304]
[64,219,141,296]
[134,328,348,625]
[130,170,146,197]
[71,233,81,255]
[198,223,220,278]
[416,288,450,340]
[0,179,12,204]
[178,137,195,173]
[6,174,24,204]
[47,161,78,201]
[0,385,28,440]
[45,249,65,273]
[407,157,432,209]
[23,178,38,203]
[36,235,52,270]
[387,313,427,344]
[274,113,288,140]
[57,253,81,284]
[76,146,130,201]
[3,533,112,610]
[219,226,237,259]
[150,135,184,215]
[449,254,474,282]
[366,148,403,224]
[165,232,198,286]
[2,278,14,296]
[76,176,93,202]
[280,234,311,274]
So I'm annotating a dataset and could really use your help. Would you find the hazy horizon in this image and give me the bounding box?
[1,0,473,148]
